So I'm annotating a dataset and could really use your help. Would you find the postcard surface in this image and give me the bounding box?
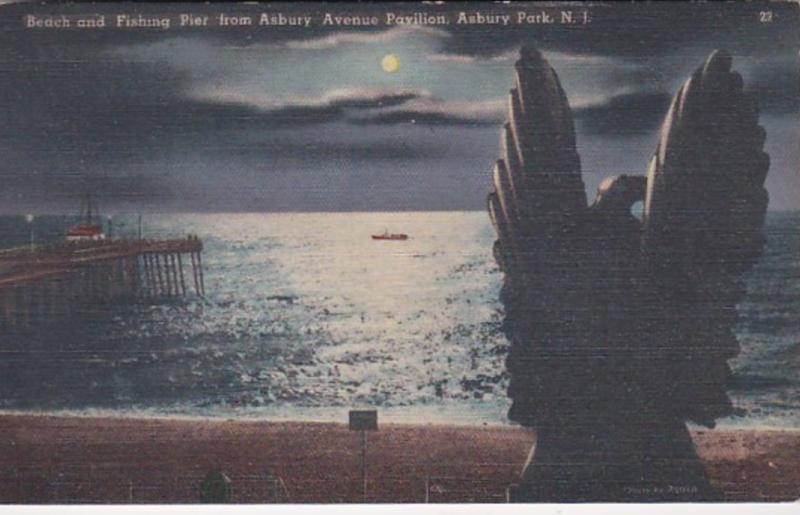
[0,0,798,505]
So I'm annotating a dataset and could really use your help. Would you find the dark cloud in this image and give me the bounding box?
[157,88,431,134]
[349,101,502,127]
[204,102,345,127]
[350,110,495,127]
[256,140,443,160]
[575,91,673,136]
[327,91,424,109]
[602,64,667,91]
[354,110,498,127]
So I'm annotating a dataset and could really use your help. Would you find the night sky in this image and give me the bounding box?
[0,1,797,213]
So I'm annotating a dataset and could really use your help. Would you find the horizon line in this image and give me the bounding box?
[0,208,798,217]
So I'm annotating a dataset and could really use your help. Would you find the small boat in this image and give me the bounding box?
[372,229,408,241]
[66,193,105,242]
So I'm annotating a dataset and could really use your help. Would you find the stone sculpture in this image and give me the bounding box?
[488,47,770,501]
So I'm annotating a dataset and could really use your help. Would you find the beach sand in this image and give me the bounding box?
[0,414,797,503]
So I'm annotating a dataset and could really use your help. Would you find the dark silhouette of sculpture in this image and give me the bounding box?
[488,47,769,502]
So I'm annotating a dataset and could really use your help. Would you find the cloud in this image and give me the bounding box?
[425,49,620,65]
[255,140,444,160]
[426,50,516,64]
[205,90,499,128]
[188,86,432,126]
[574,90,673,136]
[202,87,430,111]
[349,98,504,127]
[284,25,448,50]
[206,101,346,127]
[324,88,430,109]
[350,111,491,126]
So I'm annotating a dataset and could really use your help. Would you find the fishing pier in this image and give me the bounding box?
[0,237,205,330]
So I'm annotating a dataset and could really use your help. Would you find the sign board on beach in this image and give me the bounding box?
[349,410,378,431]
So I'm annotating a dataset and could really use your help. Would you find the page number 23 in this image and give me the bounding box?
[759,11,773,23]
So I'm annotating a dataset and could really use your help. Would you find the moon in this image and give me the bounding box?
[381,54,400,73]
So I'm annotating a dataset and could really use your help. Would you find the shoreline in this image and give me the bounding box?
[2,407,797,432]
[1,413,799,503]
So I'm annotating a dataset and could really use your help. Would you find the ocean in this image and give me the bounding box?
[0,211,797,428]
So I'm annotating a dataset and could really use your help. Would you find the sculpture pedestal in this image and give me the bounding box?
[511,417,720,502]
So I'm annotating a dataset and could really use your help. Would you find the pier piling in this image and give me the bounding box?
[0,236,204,330]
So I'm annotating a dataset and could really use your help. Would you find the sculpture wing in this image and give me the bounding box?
[641,50,770,425]
[488,47,586,274]
[487,48,588,425]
